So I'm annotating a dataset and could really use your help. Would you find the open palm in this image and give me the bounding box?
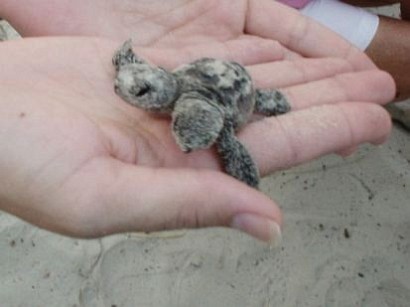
[3,0,255,46]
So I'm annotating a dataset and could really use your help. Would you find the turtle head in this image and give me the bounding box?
[114,64,179,113]
[113,40,179,113]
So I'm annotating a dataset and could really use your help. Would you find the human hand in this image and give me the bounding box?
[0,37,394,243]
[0,0,380,67]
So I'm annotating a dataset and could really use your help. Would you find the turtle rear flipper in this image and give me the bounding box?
[216,122,260,188]
[255,89,291,116]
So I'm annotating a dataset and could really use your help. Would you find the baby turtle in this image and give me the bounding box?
[113,40,290,188]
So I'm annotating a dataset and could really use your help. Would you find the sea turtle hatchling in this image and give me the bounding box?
[113,40,291,188]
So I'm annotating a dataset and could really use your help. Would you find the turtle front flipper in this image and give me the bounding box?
[172,93,224,152]
[216,121,260,188]
[255,89,291,116]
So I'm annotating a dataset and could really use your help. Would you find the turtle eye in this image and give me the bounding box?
[131,83,151,97]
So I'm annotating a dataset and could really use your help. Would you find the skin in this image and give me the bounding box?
[0,0,386,65]
[366,16,410,100]
[0,0,396,243]
[279,1,410,99]
[344,1,410,100]
[343,0,409,12]
[309,0,410,100]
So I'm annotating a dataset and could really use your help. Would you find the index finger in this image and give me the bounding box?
[245,0,375,70]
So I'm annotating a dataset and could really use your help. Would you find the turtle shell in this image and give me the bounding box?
[173,58,255,130]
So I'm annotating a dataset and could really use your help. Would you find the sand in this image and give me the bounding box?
[1,6,410,307]
[3,129,410,307]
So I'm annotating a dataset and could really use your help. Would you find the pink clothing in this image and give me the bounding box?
[277,0,311,9]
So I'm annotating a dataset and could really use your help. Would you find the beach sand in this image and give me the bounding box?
[1,5,409,306]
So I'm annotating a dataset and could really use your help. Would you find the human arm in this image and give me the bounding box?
[365,15,410,100]
[280,0,410,100]
[342,1,410,99]
[342,0,409,11]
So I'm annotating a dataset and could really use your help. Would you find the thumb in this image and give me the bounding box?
[85,159,282,245]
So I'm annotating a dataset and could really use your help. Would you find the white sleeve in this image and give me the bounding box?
[300,0,379,50]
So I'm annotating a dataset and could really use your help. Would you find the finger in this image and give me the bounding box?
[246,0,375,70]
[74,160,283,244]
[239,102,392,175]
[248,59,395,109]
[137,37,287,68]
[248,57,354,89]
[282,70,396,110]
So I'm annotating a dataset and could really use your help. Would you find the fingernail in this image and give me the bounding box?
[372,135,389,146]
[336,146,357,158]
[231,213,282,247]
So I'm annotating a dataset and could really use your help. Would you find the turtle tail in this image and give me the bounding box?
[216,122,260,188]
